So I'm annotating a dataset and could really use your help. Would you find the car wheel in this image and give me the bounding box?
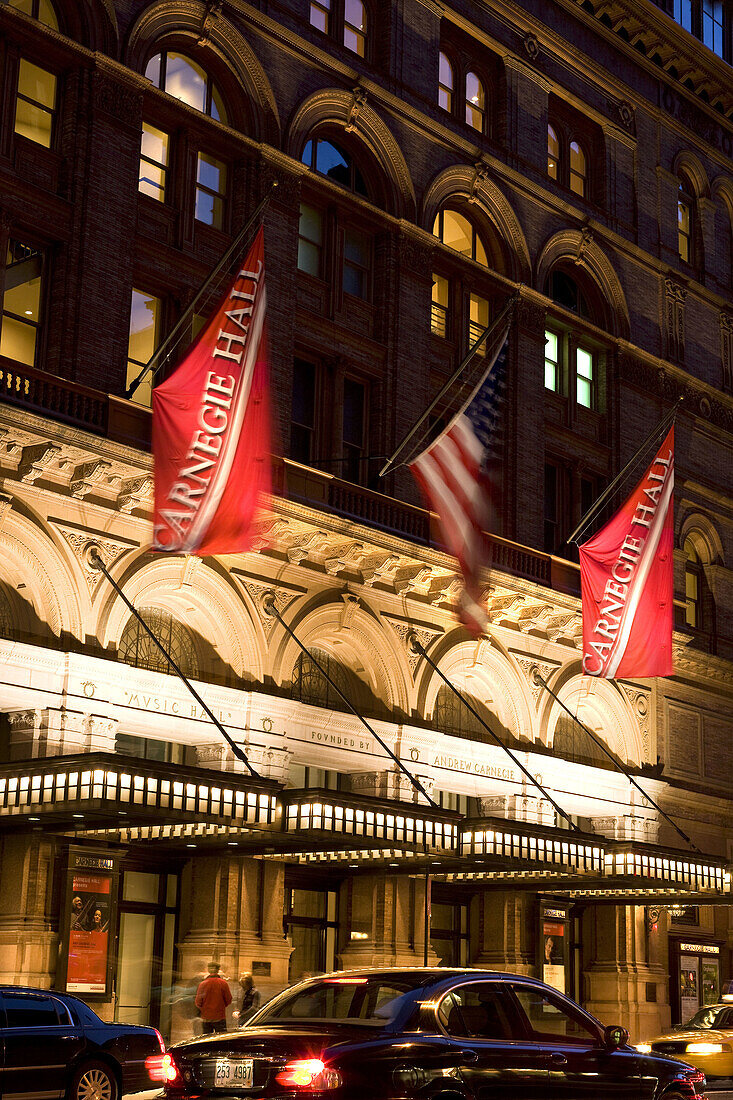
[68,1061,119,1100]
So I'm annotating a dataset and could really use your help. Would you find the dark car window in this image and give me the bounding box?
[51,998,74,1025]
[510,985,600,1046]
[259,978,416,1025]
[439,984,522,1040]
[684,1006,733,1030]
[3,993,63,1028]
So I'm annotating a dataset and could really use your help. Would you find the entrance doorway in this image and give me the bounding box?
[115,869,178,1036]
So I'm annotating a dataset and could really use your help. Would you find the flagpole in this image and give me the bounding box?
[125,186,276,400]
[89,549,262,778]
[378,291,518,479]
[567,397,682,546]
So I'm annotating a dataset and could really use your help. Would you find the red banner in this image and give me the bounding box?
[153,227,271,555]
[579,427,674,679]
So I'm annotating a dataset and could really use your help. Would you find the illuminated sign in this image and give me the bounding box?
[680,943,719,954]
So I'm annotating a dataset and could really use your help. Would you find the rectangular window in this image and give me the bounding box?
[545,329,559,391]
[702,0,724,53]
[468,294,489,356]
[342,376,366,482]
[309,0,330,32]
[195,152,227,229]
[15,59,56,148]
[344,0,366,56]
[575,345,594,408]
[298,204,323,277]
[431,274,449,337]
[127,289,161,407]
[1,240,43,367]
[139,123,169,202]
[290,358,316,465]
[674,0,695,32]
[678,198,691,263]
[685,568,699,628]
[343,227,370,299]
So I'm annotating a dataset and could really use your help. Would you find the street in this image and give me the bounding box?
[123,1088,733,1099]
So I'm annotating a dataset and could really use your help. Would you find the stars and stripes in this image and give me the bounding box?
[409,329,508,636]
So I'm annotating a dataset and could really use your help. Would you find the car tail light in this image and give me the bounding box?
[274,1059,342,1090]
[146,1053,181,1084]
[684,1070,707,1097]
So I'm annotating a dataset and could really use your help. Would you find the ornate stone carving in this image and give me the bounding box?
[664,277,687,362]
[574,225,593,266]
[0,492,12,530]
[393,565,433,595]
[720,312,733,392]
[384,617,444,674]
[70,460,112,499]
[360,552,399,587]
[324,541,364,576]
[286,530,329,565]
[523,33,540,60]
[241,580,300,637]
[117,475,153,514]
[55,528,131,594]
[345,85,368,133]
[18,443,61,484]
[198,0,222,44]
[338,591,360,630]
[515,658,560,706]
[620,685,651,760]
[93,72,143,126]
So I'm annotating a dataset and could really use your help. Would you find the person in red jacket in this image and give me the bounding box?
[195,962,232,1033]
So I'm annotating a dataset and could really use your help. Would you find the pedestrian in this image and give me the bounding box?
[195,962,232,1033]
[235,973,260,1026]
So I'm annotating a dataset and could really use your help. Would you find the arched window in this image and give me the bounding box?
[465,72,485,132]
[344,0,367,56]
[8,0,58,29]
[547,124,559,180]
[145,52,227,123]
[438,52,454,112]
[433,209,488,266]
[433,685,498,744]
[684,538,701,628]
[678,180,693,264]
[301,137,369,197]
[553,714,615,768]
[119,608,199,678]
[290,648,361,710]
[569,140,587,197]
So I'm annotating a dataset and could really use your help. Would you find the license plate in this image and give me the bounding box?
[213,1059,254,1088]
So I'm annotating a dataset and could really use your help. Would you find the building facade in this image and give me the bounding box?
[0,0,732,1045]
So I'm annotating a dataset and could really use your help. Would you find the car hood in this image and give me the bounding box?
[651,1028,733,1044]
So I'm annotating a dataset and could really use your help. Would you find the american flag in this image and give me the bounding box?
[409,329,508,636]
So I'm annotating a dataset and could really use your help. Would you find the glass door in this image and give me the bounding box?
[114,869,178,1036]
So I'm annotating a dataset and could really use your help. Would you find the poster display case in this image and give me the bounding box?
[58,847,120,1001]
[539,900,570,996]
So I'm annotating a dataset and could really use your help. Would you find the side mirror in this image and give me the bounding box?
[604,1024,629,1050]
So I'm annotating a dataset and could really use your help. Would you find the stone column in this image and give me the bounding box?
[174,854,291,1043]
[0,834,59,987]
[339,873,438,970]
[471,890,535,975]
[582,904,668,1041]
[7,707,117,759]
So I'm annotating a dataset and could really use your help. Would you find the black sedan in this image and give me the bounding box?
[0,985,165,1100]
[152,968,707,1100]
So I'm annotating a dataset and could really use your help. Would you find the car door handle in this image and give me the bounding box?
[548,1053,568,1066]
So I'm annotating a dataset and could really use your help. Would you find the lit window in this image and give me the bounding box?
[344,0,366,56]
[575,345,594,408]
[145,52,226,122]
[343,227,371,299]
[8,0,58,29]
[302,138,368,197]
[433,209,488,266]
[343,377,366,482]
[310,0,331,33]
[465,71,485,132]
[678,185,692,263]
[127,289,161,408]
[545,329,559,391]
[431,274,450,337]
[139,123,169,201]
[468,293,489,355]
[569,141,586,197]
[195,153,227,228]
[547,124,559,180]
[684,539,700,628]
[438,52,453,112]
[15,59,56,148]
[1,240,43,367]
[298,204,324,277]
[119,608,198,677]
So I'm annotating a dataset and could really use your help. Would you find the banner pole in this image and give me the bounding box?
[378,292,518,479]
[568,398,682,546]
[531,669,701,853]
[89,550,262,778]
[263,596,438,808]
[125,186,276,399]
[408,635,579,831]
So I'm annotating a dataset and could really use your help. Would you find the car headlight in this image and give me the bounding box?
[635,1043,652,1053]
[685,1042,727,1055]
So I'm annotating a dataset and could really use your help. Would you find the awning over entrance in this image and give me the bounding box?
[1,755,729,902]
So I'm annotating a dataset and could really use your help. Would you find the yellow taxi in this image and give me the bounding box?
[637,1002,733,1079]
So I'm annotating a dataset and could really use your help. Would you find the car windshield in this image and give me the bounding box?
[682,1006,733,1030]
[256,977,421,1026]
